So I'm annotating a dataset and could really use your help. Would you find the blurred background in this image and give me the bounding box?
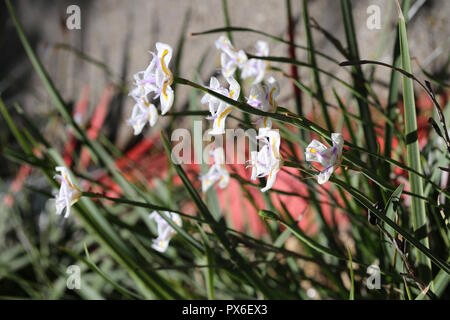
[2,0,449,148]
[0,0,449,299]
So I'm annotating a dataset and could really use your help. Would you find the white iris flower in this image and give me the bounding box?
[54,166,81,218]
[248,129,282,192]
[202,76,240,135]
[200,147,230,193]
[247,76,279,129]
[215,35,248,78]
[149,211,182,253]
[305,133,344,184]
[128,42,174,135]
[241,40,269,84]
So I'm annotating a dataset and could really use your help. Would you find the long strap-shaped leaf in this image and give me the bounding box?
[4,0,183,299]
[397,1,432,281]
[340,0,383,212]
[340,0,378,167]
[331,176,448,274]
[302,0,332,131]
[281,162,449,274]
[175,76,450,202]
[384,0,411,179]
[190,27,339,64]
[161,133,277,298]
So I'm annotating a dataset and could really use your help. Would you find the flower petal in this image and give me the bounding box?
[218,169,230,189]
[317,166,334,184]
[210,105,232,135]
[305,140,328,163]
[226,76,240,100]
[160,84,174,115]
[156,42,173,66]
[148,104,158,127]
[261,162,280,192]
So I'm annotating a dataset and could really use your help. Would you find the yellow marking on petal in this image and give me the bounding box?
[271,138,278,158]
[268,166,274,180]
[217,107,233,127]
[269,86,276,108]
[160,49,172,79]
[63,173,71,187]
[203,178,212,191]
[160,49,173,98]
[263,117,268,128]
[63,172,81,195]
[162,81,169,99]
[309,148,316,154]
[70,193,81,206]
[63,173,75,189]
[229,90,234,98]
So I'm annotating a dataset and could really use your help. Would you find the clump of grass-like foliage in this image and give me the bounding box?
[0,0,448,299]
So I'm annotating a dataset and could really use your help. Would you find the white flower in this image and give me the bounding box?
[203,76,240,135]
[149,211,182,253]
[131,42,174,115]
[305,133,344,184]
[54,166,81,218]
[200,77,229,115]
[247,129,282,192]
[241,40,269,84]
[127,94,158,135]
[247,76,279,129]
[200,147,229,193]
[215,35,248,78]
